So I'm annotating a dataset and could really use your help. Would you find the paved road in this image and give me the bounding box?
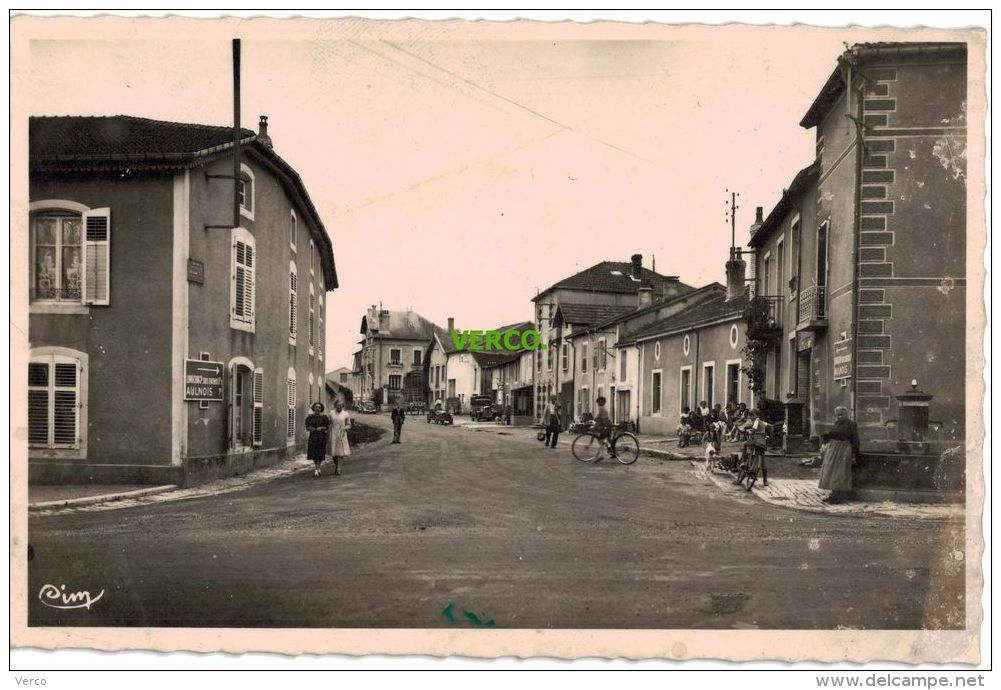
[27,414,964,629]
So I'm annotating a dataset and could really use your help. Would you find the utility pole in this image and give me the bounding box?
[725,188,739,259]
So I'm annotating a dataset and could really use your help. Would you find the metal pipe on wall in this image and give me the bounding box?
[233,38,241,229]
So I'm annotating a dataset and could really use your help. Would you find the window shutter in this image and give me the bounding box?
[289,270,298,338]
[244,244,255,320]
[252,369,264,447]
[28,362,50,446]
[286,378,296,438]
[82,208,111,305]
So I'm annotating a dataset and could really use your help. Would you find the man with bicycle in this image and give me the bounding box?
[592,396,613,462]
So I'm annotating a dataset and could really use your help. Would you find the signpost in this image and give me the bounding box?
[184,359,225,401]
[833,337,853,381]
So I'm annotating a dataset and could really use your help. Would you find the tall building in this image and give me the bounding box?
[748,41,967,451]
[27,115,337,484]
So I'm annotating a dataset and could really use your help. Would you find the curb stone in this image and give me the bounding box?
[29,484,179,511]
[690,459,963,520]
[28,435,388,517]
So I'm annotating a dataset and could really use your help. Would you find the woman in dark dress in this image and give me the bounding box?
[818,406,860,503]
[305,402,330,477]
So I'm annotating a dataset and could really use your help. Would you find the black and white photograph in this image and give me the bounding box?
[9,10,989,671]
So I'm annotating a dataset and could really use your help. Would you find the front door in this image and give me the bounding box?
[231,365,253,448]
[616,390,631,424]
[797,349,812,436]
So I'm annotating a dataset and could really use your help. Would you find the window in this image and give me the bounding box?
[620,352,627,381]
[817,220,829,288]
[762,252,772,295]
[289,210,297,251]
[679,366,692,414]
[340,373,348,383]
[390,348,402,366]
[309,239,315,276]
[547,343,553,371]
[703,363,716,408]
[777,239,785,300]
[447,379,456,398]
[413,349,423,366]
[30,206,111,306]
[790,219,801,298]
[288,262,298,342]
[239,164,255,220]
[726,361,742,406]
[389,374,402,390]
[231,228,255,332]
[286,369,297,440]
[598,338,607,371]
[561,343,569,371]
[651,371,662,415]
[317,294,324,362]
[308,284,316,355]
[28,349,86,451]
[581,342,588,373]
[579,387,590,415]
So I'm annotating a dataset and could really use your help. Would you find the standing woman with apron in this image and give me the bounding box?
[329,399,352,477]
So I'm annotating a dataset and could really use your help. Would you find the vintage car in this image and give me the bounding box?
[406,401,426,416]
[426,404,454,425]
[358,401,377,414]
[470,395,496,422]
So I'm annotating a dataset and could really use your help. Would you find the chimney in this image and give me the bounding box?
[630,254,643,279]
[637,282,653,309]
[257,115,273,148]
[447,317,455,333]
[748,206,764,237]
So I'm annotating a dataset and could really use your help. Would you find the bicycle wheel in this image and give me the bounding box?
[571,433,600,463]
[612,432,640,465]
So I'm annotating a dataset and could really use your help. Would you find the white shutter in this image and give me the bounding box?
[244,244,255,320]
[82,208,111,305]
[289,269,298,338]
[286,378,296,438]
[252,369,264,447]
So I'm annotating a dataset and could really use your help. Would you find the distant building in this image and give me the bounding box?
[629,290,749,436]
[565,283,725,425]
[357,306,441,406]
[532,254,692,424]
[27,115,337,484]
[748,41,967,451]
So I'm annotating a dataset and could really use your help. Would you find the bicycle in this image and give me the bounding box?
[571,424,640,465]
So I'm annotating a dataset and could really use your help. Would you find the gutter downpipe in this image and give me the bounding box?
[847,56,864,425]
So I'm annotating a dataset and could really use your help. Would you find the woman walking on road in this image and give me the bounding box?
[329,399,352,477]
[305,402,330,477]
[818,406,860,503]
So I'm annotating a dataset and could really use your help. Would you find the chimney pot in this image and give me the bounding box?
[258,115,273,148]
[630,253,642,278]
[755,206,763,223]
[447,317,455,333]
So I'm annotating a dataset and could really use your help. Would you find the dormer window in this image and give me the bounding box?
[239,164,255,221]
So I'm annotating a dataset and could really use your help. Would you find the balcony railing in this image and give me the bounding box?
[799,285,827,327]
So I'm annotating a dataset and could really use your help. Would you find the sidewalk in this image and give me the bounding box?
[29,431,390,516]
[690,459,963,520]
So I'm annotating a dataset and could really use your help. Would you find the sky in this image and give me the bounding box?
[23,17,927,370]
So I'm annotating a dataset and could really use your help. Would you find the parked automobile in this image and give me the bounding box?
[469,395,494,421]
[407,401,426,416]
[358,401,377,414]
[426,405,454,425]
